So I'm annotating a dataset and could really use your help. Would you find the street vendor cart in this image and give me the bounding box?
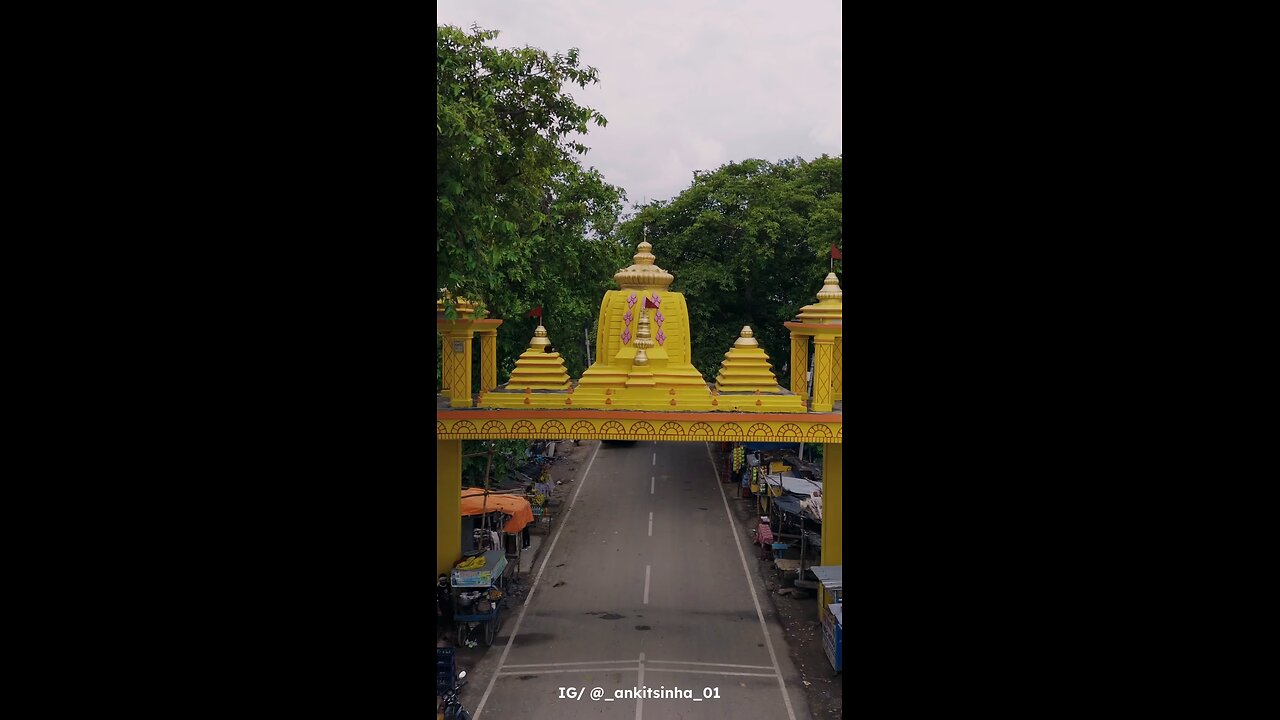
[450,549,508,647]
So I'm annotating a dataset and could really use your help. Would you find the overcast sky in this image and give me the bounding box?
[437,0,842,209]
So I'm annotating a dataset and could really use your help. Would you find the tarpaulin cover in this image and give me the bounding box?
[772,495,804,517]
[762,475,823,497]
[460,488,535,533]
[773,495,821,525]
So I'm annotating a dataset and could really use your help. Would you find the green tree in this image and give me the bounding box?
[618,156,842,387]
[462,439,531,487]
[438,24,630,389]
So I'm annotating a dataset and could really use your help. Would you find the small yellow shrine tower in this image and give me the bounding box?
[785,272,843,411]
[713,326,806,411]
[478,324,573,407]
[503,325,571,391]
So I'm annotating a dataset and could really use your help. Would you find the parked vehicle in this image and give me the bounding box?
[440,671,470,719]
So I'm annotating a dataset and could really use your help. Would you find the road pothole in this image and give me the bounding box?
[635,625,651,631]
[598,613,624,620]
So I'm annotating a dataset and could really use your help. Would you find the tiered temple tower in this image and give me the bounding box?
[570,240,717,410]
[502,325,571,391]
[713,326,806,411]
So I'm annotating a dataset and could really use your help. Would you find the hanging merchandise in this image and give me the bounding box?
[732,445,744,473]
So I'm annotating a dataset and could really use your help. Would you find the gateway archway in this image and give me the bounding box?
[437,242,843,606]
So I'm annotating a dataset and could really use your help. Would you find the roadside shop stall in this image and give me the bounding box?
[812,565,843,673]
[760,473,821,524]
[770,495,818,563]
[449,489,536,647]
[523,478,555,534]
[449,549,508,647]
[460,487,535,569]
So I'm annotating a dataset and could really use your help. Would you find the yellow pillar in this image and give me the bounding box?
[440,334,453,392]
[437,439,462,579]
[833,339,842,402]
[442,330,474,407]
[790,334,810,401]
[479,330,498,392]
[819,442,842,611]
[812,337,834,412]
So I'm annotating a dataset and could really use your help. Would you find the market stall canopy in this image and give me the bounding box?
[460,488,535,533]
[763,475,823,497]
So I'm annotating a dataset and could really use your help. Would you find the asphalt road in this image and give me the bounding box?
[467,440,810,720]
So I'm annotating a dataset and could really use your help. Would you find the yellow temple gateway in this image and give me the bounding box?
[476,241,809,412]
[436,240,844,598]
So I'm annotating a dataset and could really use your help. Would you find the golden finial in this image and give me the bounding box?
[816,272,842,302]
[528,324,552,350]
[735,326,760,348]
[613,241,675,290]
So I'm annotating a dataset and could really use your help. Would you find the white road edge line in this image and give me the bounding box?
[473,440,604,720]
[706,442,798,720]
[643,565,651,604]
[635,652,645,720]
[648,511,653,537]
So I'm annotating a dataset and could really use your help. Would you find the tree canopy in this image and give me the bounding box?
[437,25,842,396]
[618,156,842,387]
[437,24,629,383]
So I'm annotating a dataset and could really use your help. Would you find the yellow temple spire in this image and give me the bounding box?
[796,272,843,324]
[502,325,571,391]
[715,326,784,393]
[713,326,805,411]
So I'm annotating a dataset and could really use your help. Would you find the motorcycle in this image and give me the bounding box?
[440,670,471,720]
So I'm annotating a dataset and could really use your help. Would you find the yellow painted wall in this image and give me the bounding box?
[819,442,842,611]
[437,440,462,578]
